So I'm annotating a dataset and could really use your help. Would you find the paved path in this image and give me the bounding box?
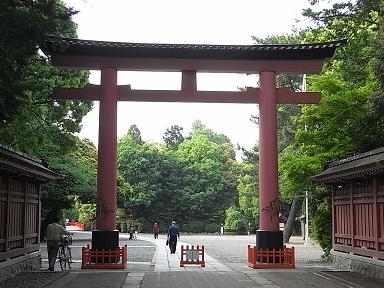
[140,236,231,272]
[42,233,384,288]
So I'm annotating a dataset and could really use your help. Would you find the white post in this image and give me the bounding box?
[305,190,310,245]
[303,74,310,246]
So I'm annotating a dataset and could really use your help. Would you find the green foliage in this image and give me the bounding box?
[117,121,238,233]
[274,0,384,249]
[190,120,232,145]
[313,202,332,258]
[127,124,143,144]
[0,1,95,235]
[176,134,237,223]
[182,221,219,233]
[77,202,96,230]
[64,207,79,222]
[39,138,97,236]
[163,125,184,149]
[0,0,79,122]
[235,159,259,231]
[224,206,247,233]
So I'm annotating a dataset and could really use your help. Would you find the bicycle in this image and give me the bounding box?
[57,234,72,271]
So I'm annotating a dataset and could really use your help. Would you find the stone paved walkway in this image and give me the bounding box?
[41,233,384,288]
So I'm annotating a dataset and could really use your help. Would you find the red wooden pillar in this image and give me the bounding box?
[93,67,119,250]
[256,71,283,249]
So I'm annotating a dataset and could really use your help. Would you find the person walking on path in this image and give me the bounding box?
[167,220,179,254]
[152,222,160,239]
[128,227,134,240]
[46,216,71,271]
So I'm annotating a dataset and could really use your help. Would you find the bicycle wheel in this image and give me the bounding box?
[67,246,72,269]
[58,246,65,271]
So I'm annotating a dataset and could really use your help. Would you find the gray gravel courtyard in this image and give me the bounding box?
[40,231,156,263]
[146,233,326,266]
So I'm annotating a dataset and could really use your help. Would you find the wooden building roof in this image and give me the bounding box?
[310,147,384,183]
[0,144,62,181]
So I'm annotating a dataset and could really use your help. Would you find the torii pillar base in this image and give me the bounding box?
[92,230,119,250]
[256,230,283,250]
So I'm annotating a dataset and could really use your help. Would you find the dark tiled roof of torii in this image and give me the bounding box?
[45,37,346,60]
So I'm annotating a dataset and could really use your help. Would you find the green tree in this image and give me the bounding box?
[127,124,143,144]
[224,206,247,233]
[40,138,98,236]
[0,0,79,121]
[190,120,232,145]
[163,125,184,149]
[271,0,384,253]
[176,134,237,228]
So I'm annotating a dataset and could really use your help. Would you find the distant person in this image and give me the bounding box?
[46,216,71,271]
[167,220,180,254]
[152,222,160,239]
[128,226,133,240]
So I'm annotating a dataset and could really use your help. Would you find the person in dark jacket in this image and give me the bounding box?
[167,220,180,254]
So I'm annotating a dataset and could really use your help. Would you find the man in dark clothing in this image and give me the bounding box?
[167,220,179,254]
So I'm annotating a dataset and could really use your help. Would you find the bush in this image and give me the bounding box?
[181,221,219,233]
[77,203,96,230]
[64,208,79,222]
[224,206,247,233]
[313,202,332,259]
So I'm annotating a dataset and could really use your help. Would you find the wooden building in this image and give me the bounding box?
[311,147,384,278]
[0,145,61,281]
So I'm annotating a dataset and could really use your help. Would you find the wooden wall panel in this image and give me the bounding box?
[333,176,384,258]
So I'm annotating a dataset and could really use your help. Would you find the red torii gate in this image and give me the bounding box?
[47,37,344,251]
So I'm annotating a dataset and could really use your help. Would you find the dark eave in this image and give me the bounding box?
[310,147,384,184]
[45,37,346,72]
[0,144,63,182]
[45,37,346,61]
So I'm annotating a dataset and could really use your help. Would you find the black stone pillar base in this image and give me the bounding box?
[256,230,283,250]
[92,230,119,250]
[91,230,119,263]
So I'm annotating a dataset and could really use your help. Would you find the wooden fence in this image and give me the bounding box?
[0,174,40,262]
[247,245,295,269]
[333,176,384,259]
[81,245,128,269]
[180,245,205,267]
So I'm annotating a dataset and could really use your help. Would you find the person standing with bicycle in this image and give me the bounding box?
[46,216,71,271]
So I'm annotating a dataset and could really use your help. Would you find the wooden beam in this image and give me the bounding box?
[54,84,100,100]
[277,88,321,104]
[51,54,327,74]
[53,85,321,104]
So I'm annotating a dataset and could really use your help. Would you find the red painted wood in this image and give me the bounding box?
[54,86,321,104]
[258,72,279,230]
[333,177,384,258]
[96,68,117,231]
[51,54,326,73]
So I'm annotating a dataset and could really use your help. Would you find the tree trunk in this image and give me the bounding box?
[283,196,301,243]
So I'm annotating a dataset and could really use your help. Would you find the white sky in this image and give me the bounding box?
[65,0,312,154]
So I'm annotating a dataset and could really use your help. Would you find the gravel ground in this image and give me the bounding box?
[0,272,65,288]
[177,234,327,266]
[40,232,156,263]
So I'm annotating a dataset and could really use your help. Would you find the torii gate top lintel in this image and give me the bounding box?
[46,37,346,73]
